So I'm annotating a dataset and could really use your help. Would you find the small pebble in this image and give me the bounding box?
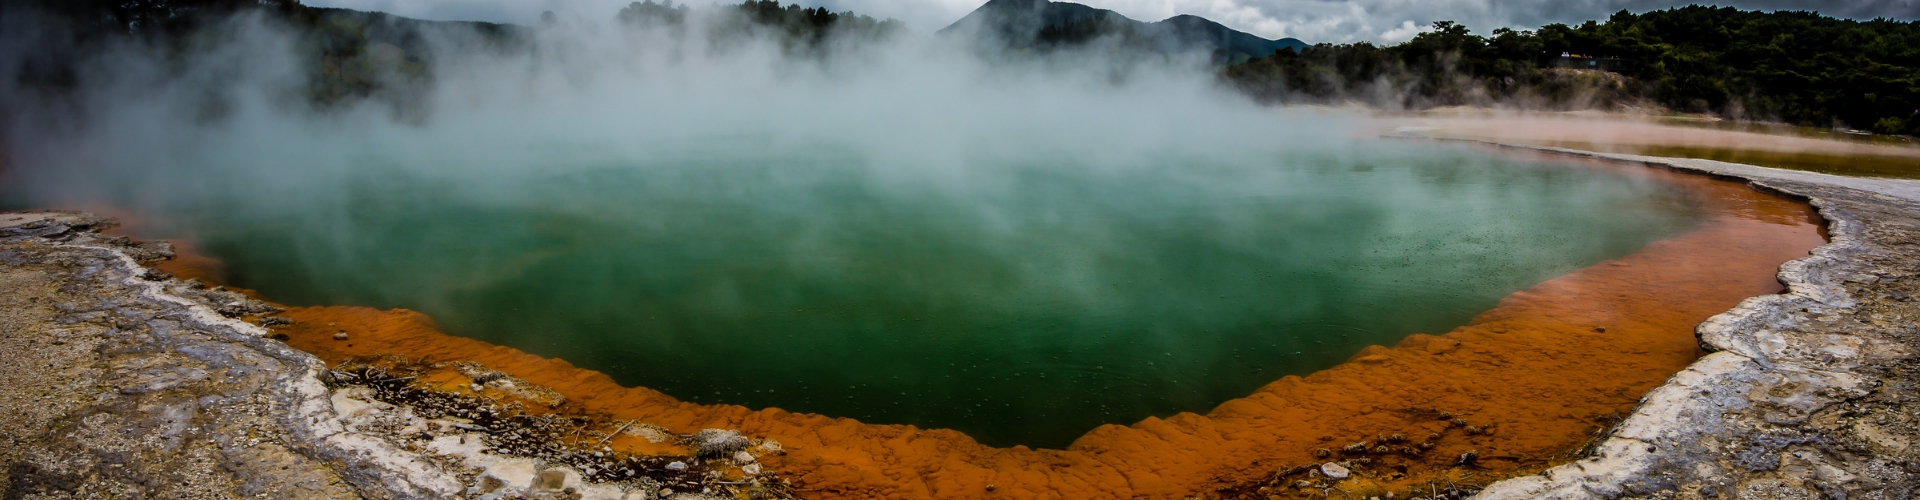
[742,463,761,475]
[733,451,755,464]
[666,461,687,471]
[333,332,349,340]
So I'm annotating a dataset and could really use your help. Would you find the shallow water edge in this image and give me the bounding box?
[1451,143,1920,499]
[159,149,1817,497]
[5,143,1905,498]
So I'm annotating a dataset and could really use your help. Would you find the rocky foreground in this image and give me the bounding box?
[0,145,1916,499]
[0,212,782,499]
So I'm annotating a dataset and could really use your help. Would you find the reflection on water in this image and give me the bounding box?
[159,141,1695,448]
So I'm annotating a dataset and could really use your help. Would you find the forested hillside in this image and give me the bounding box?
[3,0,900,118]
[940,0,1305,63]
[1222,6,1920,135]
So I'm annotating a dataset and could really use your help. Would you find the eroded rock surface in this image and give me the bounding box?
[1472,148,1920,499]
[0,211,463,498]
[0,211,791,499]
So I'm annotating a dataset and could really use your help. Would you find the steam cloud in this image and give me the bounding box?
[0,7,1333,217]
[0,5,1717,446]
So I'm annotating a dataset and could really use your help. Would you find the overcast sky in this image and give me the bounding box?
[301,0,1919,44]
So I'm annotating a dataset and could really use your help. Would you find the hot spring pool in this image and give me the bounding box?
[129,140,1702,448]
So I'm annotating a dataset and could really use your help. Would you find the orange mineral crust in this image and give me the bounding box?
[77,205,232,287]
[263,153,1822,499]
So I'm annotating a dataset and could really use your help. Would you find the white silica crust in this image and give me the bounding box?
[0,210,745,499]
[1452,146,1920,499]
[10,136,1918,498]
[0,211,468,498]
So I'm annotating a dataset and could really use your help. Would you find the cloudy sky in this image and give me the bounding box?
[302,0,1919,44]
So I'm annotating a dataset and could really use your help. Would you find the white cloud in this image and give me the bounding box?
[1377,19,1426,43]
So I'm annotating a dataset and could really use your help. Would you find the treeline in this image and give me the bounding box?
[0,0,306,41]
[1221,6,1920,136]
[5,0,902,117]
[616,0,903,54]
[3,0,527,115]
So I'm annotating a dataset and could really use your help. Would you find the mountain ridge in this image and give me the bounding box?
[939,0,1306,62]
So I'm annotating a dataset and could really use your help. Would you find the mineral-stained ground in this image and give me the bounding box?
[0,212,777,499]
[0,145,1916,499]
[1469,147,1920,499]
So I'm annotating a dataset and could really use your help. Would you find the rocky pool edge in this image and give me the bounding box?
[0,211,469,497]
[1441,141,1920,499]
[3,140,1916,498]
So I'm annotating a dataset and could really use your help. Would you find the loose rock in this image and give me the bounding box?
[1319,462,1350,480]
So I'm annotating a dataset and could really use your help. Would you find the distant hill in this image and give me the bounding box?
[939,0,1305,63]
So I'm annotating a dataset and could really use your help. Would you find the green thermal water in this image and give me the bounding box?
[149,141,1695,448]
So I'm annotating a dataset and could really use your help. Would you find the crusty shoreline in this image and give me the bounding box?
[0,211,463,498]
[1443,144,1920,498]
[2,143,1914,498]
[0,212,784,499]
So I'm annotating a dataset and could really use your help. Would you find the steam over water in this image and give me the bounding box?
[1,12,1701,447]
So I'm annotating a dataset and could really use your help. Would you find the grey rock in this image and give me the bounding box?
[0,210,462,499]
[690,429,750,460]
[1447,146,1920,499]
[1320,462,1350,479]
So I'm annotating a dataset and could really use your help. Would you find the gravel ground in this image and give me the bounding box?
[0,211,453,499]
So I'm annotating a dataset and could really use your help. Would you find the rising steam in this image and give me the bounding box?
[0,4,1331,214]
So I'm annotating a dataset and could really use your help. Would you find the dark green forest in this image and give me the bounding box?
[1221,6,1920,135]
